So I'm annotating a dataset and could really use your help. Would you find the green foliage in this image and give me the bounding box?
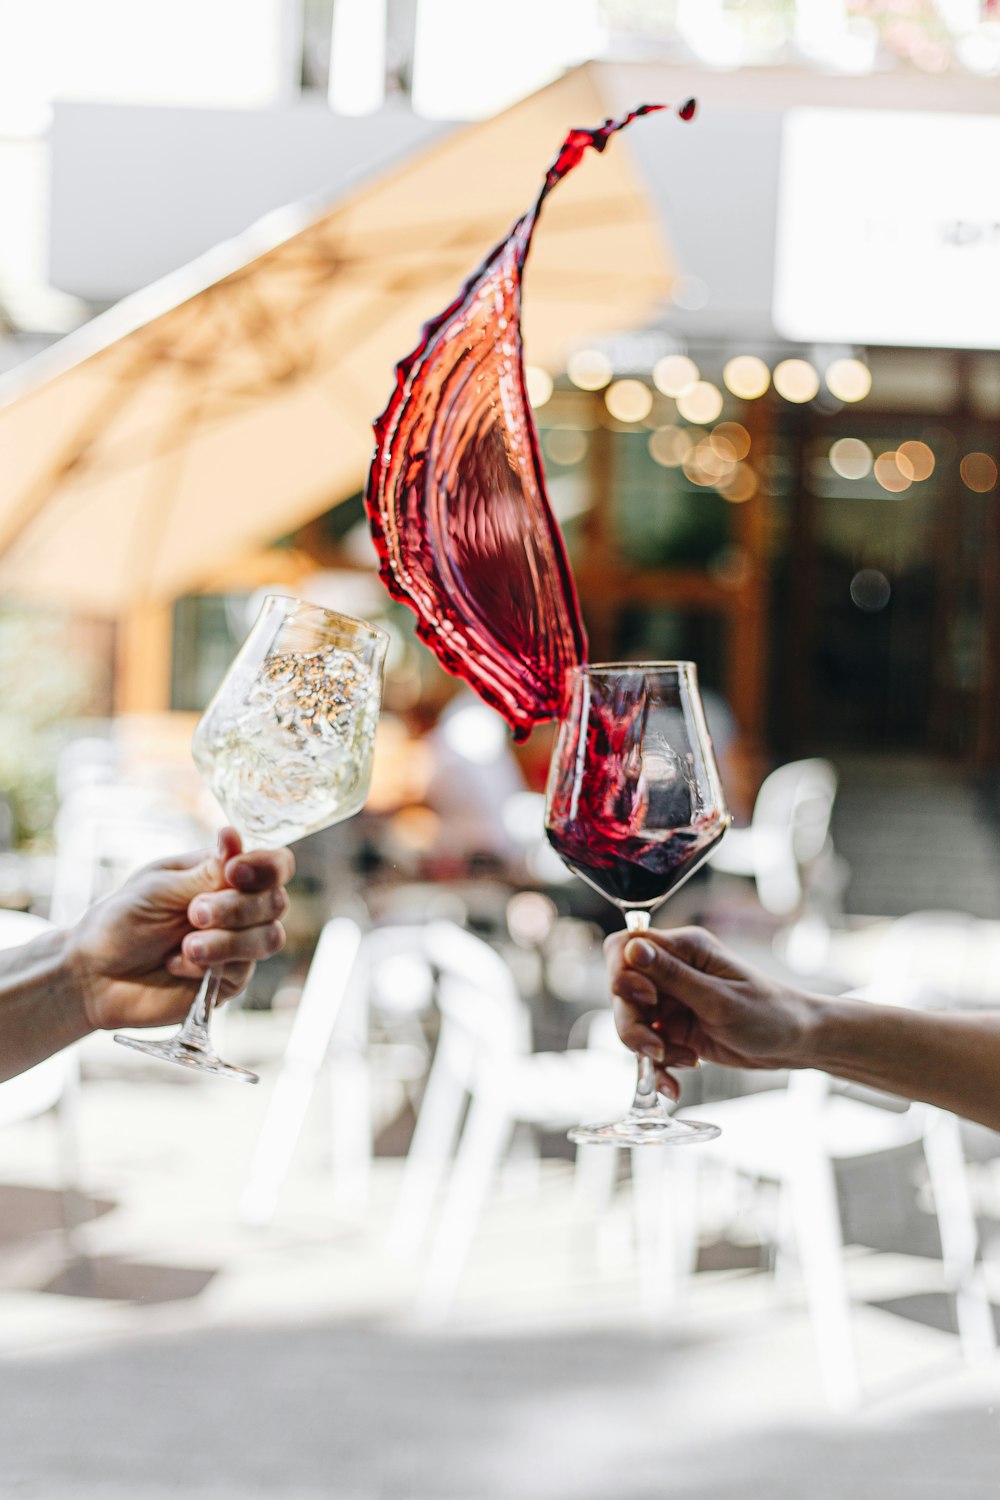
[0,609,100,845]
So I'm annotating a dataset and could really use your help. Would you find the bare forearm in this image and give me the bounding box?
[0,930,92,1082]
[808,997,1000,1132]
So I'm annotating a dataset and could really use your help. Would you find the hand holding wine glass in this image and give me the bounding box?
[544,661,729,1144]
[114,596,388,1083]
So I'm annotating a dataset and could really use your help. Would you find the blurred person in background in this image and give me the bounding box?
[0,829,293,1083]
[423,690,527,870]
[607,926,1000,1133]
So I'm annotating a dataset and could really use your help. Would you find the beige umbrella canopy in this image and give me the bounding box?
[0,62,677,617]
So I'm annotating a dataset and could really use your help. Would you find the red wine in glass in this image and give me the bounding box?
[545,662,729,1145]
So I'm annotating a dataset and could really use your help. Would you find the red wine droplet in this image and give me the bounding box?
[366,101,695,740]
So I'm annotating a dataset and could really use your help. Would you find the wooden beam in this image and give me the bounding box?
[726,397,772,757]
[115,604,174,713]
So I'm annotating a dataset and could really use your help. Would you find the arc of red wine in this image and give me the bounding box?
[365,100,696,741]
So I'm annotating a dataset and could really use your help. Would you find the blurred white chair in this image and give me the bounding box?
[568,1010,698,1321]
[0,910,82,1234]
[55,735,118,800]
[711,758,839,917]
[391,923,635,1322]
[676,1053,994,1410]
[50,782,204,926]
[240,918,437,1224]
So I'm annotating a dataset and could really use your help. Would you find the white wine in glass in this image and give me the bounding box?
[114,595,388,1082]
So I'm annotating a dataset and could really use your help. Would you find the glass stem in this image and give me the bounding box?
[177,969,222,1053]
[623,910,663,1117]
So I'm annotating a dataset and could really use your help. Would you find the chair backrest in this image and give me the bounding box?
[753,758,838,860]
[751,758,838,914]
[50,782,204,925]
[284,918,529,1068]
[422,921,530,1060]
[56,736,118,800]
[0,910,74,1124]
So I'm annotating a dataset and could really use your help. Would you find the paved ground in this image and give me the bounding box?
[1,1013,999,1500]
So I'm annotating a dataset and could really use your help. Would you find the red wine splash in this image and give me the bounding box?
[365,100,696,741]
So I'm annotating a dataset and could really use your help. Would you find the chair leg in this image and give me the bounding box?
[54,1054,87,1258]
[631,1148,672,1322]
[659,1148,700,1297]
[786,1154,861,1411]
[329,1050,372,1213]
[239,1063,318,1225]
[573,1142,618,1216]
[922,1112,996,1362]
[386,1031,474,1260]
[626,1149,700,1325]
[415,1086,514,1324]
[240,919,363,1225]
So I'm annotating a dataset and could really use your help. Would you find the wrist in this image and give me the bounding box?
[62,918,106,1034]
[800,990,871,1075]
[0,925,94,1084]
[780,987,839,1071]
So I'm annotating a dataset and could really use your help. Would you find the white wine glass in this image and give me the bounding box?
[114,595,388,1083]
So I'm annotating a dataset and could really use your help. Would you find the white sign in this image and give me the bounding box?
[774,108,1000,349]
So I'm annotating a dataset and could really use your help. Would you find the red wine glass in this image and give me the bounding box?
[544,662,729,1145]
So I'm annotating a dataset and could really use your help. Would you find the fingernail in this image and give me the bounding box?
[189,939,206,962]
[191,900,211,927]
[232,862,253,889]
[641,1042,665,1063]
[627,939,656,968]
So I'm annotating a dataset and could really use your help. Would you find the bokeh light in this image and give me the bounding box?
[719,464,758,503]
[524,365,553,407]
[710,546,753,588]
[692,439,733,482]
[773,358,820,403]
[543,428,588,466]
[671,273,709,310]
[897,440,935,481]
[566,348,613,391]
[648,426,693,468]
[652,354,699,398]
[960,451,998,491]
[829,437,873,479]
[604,379,653,423]
[682,450,715,487]
[893,449,915,481]
[723,355,770,400]
[850,569,891,611]
[825,358,872,403]
[710,422,751,461]
[874,451,912,493]
[677,380,724,424]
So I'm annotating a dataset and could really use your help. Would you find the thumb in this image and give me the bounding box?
[623,928,722,1013]
[152,829,243,905]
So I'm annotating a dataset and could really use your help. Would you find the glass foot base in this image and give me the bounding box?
[568,1115,720,1147]
[113,1034,259,1084]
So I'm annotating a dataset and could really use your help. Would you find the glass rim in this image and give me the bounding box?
[262,593,389,644]
[567,660,697,676]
